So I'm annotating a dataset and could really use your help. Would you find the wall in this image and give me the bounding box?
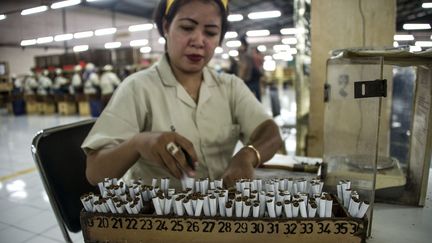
[308,0,396,156]
[0,47,65,75]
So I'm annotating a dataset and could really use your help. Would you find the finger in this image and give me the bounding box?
[171,148,196,177]
[173,134,199,166]
[158,151,182,179]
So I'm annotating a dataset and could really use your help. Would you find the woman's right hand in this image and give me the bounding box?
[132,131,198,179]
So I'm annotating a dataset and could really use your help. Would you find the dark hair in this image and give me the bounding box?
[154,0,229,45]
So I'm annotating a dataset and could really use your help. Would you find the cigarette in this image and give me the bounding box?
[106,198,117,213]
[192,196,198,212]
[97,181,105,197]
[356,201,370,218]
[124,202,132,214]
[251,180,257,191]
[348,197,360,217]
[287,178,293,193]
[266,199,276,218]
[209,195,217,217]
[236,181,241,192]
[293,183,298,194]
[274,180,279,193]
[279,179,285,191]
[194,197,204,217]
[284,200,293,218]
[130,202,139,214]
[319,196,326,218]
[337,183,343,202]
[257,179,263,192]
[243,201,252,218]
[308,202,317,218]
[195,180,201,194]
[243,188,250,198]
[276,201,283,217]
[152,197,163,215]
[183,199,194,216]
[164,196,172,215]
[215,179,223,189]
[203,196,211,216]
[200,179,208,194]
[115,203,125,214]
[325,195,333,218]
[299,199,307,218]
[292,201,299,217]
[235,197,243,218]
[151,178,157,188]
[252,201,260,218]
[175,197,184,216]
[218,195,226,217]
[226,201,233,217]
[259,192,266,217]
[210,181,215,190]
[343,189,352,208]
[80,195,91,212]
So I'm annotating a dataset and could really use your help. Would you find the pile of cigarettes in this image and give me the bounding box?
[81,177,369,219]
[336,180,369,218]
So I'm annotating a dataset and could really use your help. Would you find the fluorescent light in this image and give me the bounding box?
[130,39,149,47]
[140,46,152,53]
[54,33,73,41]
[263,60,276,71]
[403,23,431,30]
[221,53,229,59]
[87,0,104,2]
[393,41,399,47]
[74,31,93,39]
[225,40,241,48]
[273,52,293,61]
[264,55,273,61]
[20,39,37,46]
[0,14,6,21]
[227,14,243,22]
[36,36,54,44]
[159,37,166,44]
[409,45,421,52]
[282,37,297,45]
[21,6,48,15]
[257,45,267,52]
[95,27,117,36]
[248,10,281,20]
[215,47,223,54]
[247,35,280,44]
[280,28,303,35]
[273,44,291,52]
[415,41,432,47]
[73,45,89,52]
[246,29,270,37]
[105,42,121,49]
[228,50,239,57]
[225,31,238,39]
[128,23,153,32]
[393,34,414,41]
[51,0,81,9]
[422,2,432,8]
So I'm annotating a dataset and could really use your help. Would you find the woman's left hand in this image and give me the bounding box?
[222,147,257,188]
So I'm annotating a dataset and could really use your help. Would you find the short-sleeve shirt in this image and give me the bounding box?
[82,54,270,188]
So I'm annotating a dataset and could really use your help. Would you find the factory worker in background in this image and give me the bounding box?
[70,65,83,95]
[100,64,121,108]
[83,63,100,95]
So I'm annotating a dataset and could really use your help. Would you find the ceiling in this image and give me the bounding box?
[0,0,431,50]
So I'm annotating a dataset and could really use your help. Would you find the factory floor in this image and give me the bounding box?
[0,86,431,242]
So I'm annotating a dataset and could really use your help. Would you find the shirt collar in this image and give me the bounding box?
[156,54,218,87]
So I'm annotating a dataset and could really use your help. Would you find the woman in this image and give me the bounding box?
[82,0,282,189]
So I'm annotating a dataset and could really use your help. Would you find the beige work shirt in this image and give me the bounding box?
[82,54,270,188]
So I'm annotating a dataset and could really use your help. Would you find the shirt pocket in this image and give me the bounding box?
[217,124,240,146]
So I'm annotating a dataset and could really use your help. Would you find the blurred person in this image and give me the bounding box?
[100,64,121,108]
[83,63,100,95]
[237,36,261,101]
[71,65,83,94]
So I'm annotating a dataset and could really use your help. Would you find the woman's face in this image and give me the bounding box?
[164,1,222,74]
